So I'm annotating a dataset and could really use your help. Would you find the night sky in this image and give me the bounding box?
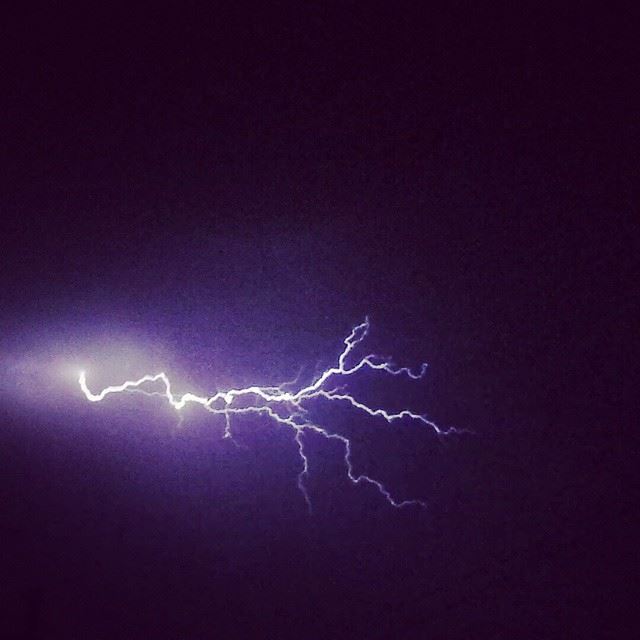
[1,4,636,638]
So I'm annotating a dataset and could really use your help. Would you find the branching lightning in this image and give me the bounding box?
[78,318,460,511]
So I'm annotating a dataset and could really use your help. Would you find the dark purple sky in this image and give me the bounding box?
[1,4,635,638]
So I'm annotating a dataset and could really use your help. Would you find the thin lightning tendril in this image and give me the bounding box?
[78,318,461,511]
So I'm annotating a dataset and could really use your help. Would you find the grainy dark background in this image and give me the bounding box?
[1,3,636,638]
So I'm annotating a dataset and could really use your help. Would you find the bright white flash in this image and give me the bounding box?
[78,318,460,511]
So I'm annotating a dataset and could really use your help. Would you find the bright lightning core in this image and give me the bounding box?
[79,318,459,511]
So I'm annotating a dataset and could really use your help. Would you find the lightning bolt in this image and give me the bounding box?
[78,318,460,511]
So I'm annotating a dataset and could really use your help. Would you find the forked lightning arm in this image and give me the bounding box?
[79,318,458,510]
